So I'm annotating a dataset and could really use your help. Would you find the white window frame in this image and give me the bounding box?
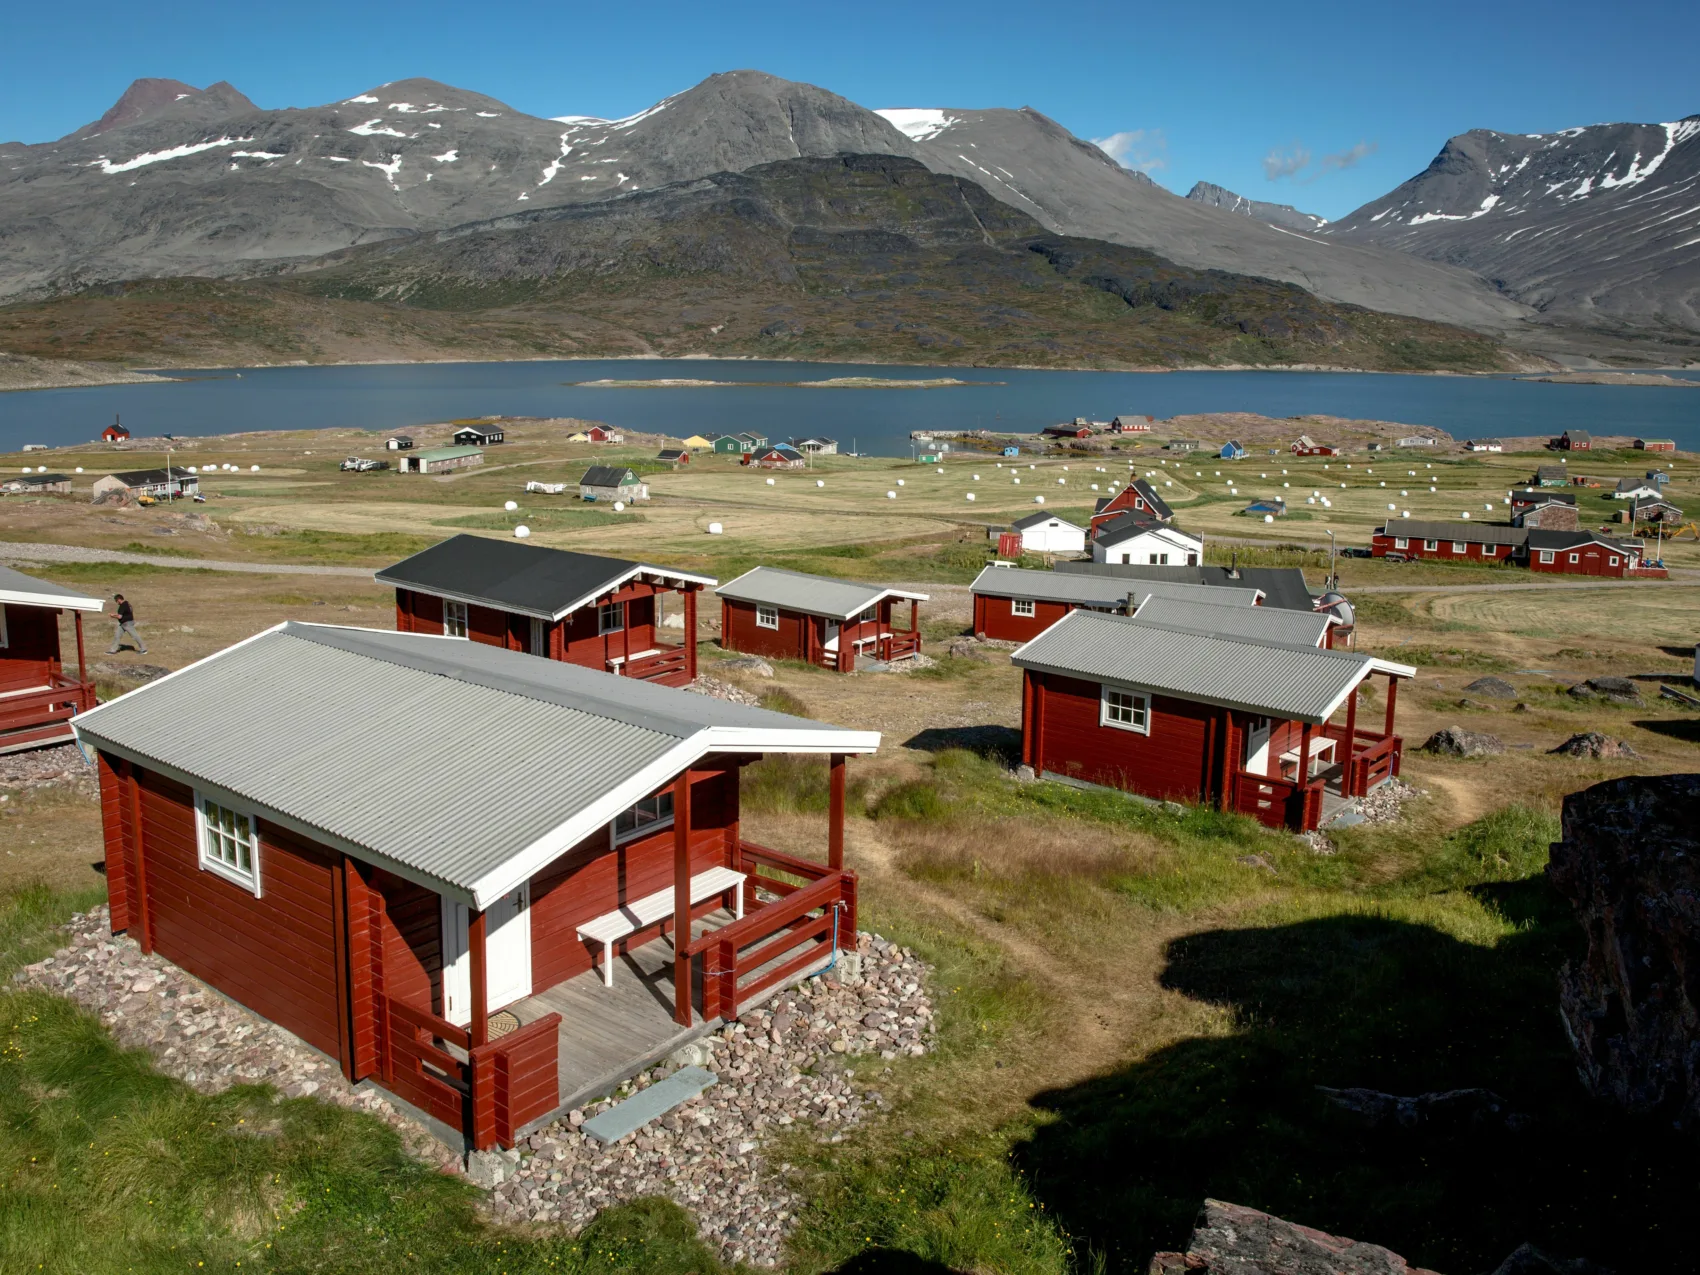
[194,791,260,896]
[1393,537,1408,550]
[1012,598,1036,617]
[1452,541,1467,553]
[614,792,675,844]
[1148,552,1169,565]
[755,603,779,630]
[857,607,877,624]
[1608,556,1620,567]
[1538,550,1555,564]
[599,601,626,635]
[1568,553,1580,564]
[1423,540,1438,551]
[1484,544,1499,556]
[443,600,468,639]
[1100,685,1151,735]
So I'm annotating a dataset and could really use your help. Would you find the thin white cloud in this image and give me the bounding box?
[1092,128,1168,174]
[1265,139,1377,184]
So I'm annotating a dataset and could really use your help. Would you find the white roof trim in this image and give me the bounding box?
[0,585,105,612]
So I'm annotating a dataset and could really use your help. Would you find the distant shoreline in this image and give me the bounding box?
[567,376,1001,389]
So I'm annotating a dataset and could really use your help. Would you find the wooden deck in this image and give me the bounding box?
[505,908,832,1119]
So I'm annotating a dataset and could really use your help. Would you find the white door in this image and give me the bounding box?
[530,617,548,656]
[1244,719,1272,775]
[441,884,532,1025]
[823,619,841,652]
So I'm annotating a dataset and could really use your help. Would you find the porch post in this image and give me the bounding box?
[828,754,846,871]
[672,770,694,1026]
[1299,722,1314,783]
[684,587,698,680]
[1344,684,1360,796]
[622,598,630,671]
[469,908,488,1048]
[1384,674,1399,736]
[910,598,918,636]
[74,610,87,687]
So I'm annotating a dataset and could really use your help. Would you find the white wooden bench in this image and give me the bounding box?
[577,866,746,988]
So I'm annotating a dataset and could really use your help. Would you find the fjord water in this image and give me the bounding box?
[2,359,1698,456]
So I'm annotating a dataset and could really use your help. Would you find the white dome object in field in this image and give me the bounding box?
[1091,484,1099,491]
[251,465,259,472]
[1387,503,1396,511]
[1282,482,1289,489]
[1365,468,1372,474]
[37,465,46,473]
[1403,511,1410,517]
[1029,464,1036,470]
[1340,483,1346,488]
[966,492,976,502]
[1461,511,1471,519]
[1013,477,1021,485]
[1063,465,1069,471]
[1409,471,1416,476]
[1312,490,1320,497]
[765,477,775,485]
[816,479,825,488]
[504,500,518,511]
[75,467,83,473]
[186,466,197,473]
[1379,481,1386,487]
[1164,480,1172,487]
[1057,477,1065,485]
[1307,497,1315,505]
[1324,463,1329,468]
[1484,502,1493,511]
[972,474,980,481]
[897,479,905,487]
[1282,469,1288,475]
[1429,486,1437,493]
[1402,490,1408,496]
[1264,514,1274,523]
[936,468,944,475]
[1034,496,1045,504]
[1346,464,1352,469]
[1427,464,1433,469]
[886,490,896,499]
[707,522,723,535]
[514,525,531,538]
[613,501,625,512]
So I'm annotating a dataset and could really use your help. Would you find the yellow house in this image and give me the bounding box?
[682,434,716,450]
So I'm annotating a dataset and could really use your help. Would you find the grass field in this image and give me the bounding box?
[1,420,1698,1273]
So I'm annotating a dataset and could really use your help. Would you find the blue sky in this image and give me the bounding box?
[5,0,1695,219]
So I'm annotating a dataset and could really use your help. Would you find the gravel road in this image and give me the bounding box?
[0,541,374,577]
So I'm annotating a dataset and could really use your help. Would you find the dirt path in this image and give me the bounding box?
[1418,770,1489,826]
[0,540,373,577]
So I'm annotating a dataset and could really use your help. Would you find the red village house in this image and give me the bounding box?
[1090,478,1174,535]
[73,622,877,1151]
[0,563,101,753]
[717,568,927,672]
[379,535,717,687]
[970,566,1263,643]
[1370,519,1649,576]
[1013,610,1412,833]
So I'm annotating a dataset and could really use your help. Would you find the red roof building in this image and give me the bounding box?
[1089,478,1174,535]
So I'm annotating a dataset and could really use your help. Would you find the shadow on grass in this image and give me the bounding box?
[1010,880,1695,1274]
[829,1250,963,1275]
[903,725,1022,766]
[1632,718,1700,744]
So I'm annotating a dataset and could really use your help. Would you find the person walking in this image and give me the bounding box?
[106,593,148,654]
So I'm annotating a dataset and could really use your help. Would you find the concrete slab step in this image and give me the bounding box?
[580,1065,718,1145]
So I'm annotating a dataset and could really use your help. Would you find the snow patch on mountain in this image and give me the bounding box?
[89,136,255,174]
[875,109,957,142]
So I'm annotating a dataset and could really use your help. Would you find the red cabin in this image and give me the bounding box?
[1370,519,1524,563]
[0,563,101,754]
[1525,529,1646,577]
[1013,610,1411,833]
[1090,479,1174,536]
[970,567,1263,643]
[380,535,717,687]
[717,568,927,672]
[102,421,131,442]
[75,623,876,1151]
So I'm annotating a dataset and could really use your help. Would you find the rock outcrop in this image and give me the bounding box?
[1549,733,1638,759]
[1547,774,1700,1126]
[1148,1199,1443,1274]
[1317,1085,1529,1133]
[1421,726,1505,757]
[1463,676,1518,699]
[1567,677,1641,704]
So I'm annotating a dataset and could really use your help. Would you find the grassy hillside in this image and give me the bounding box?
[0,157,1521,373]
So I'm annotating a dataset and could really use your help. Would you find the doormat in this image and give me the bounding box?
[488,1011,521,1039]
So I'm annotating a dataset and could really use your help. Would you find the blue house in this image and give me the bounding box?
[1220,441,1247,460]
[1003,446,1021,457]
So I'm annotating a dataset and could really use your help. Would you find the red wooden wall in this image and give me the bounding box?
[1370,531,1514,563]
[1022,671,1222,804]
[119,767,346,1061]
[973,594,1073,642]
[722,599,809,662]
[528,767,738,990]
[395,585,667,667]
[1528,544,1633,577]
[0,604,63,692]
[98,752,133,932]
[373,868,443,1016]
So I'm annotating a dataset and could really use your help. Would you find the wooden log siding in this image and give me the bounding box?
[98,750,132,932]
[1026,671,1219,803]
[721,598,809,663]
[974,593,1079,642]
[472,1014,562,1148]
[123,767,346,1060]
[0,603,63,691]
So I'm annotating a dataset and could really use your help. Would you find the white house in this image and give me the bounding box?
[1010,512,1087,555]
[1612,479,1663,501]
[1397,436,1437,448]
[1093,520,1204,566]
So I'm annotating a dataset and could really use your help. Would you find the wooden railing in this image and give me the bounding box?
[379,996,561,1150]
[691,842,855,1021]
[1319,727,1402,798]
[617,646,691,686]
[884,631,922,661]
[0,676,97,742]
[1230,769,1324,832]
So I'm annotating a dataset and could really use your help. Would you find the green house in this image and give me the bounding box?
[711,435,745,454]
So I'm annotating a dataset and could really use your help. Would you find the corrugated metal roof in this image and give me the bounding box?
[970,567,1253,610]
[414,446,483,461]
[0,563,103,611]
[74,623,875,906]
[1054,562,1309,611]
[716,567,928,621]
[1380,520,1527,546]
[1012,610,1372,723]
[1132,596,1332,647]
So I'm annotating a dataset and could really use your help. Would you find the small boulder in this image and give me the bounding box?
[1549,732,1638,759]
[1464,675,1518,698]
[1318,1085,1529,1133]
[1568,676,1641,704]
[718,655,774,678]
[1149,1199,1442,1275]
[944,637,984,660]
[1421,726,1505,758]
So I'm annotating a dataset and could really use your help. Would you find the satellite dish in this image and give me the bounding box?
[514,525,531,538]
